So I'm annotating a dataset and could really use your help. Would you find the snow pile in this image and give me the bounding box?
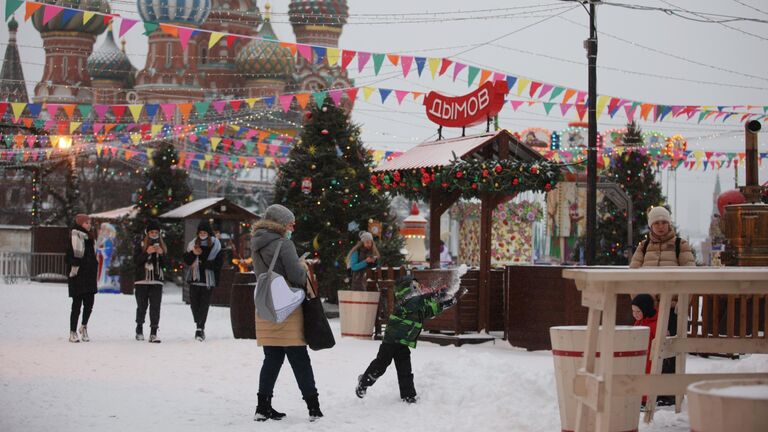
[1,282,766,432]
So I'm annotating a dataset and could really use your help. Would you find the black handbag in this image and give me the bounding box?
[303,266,335,351]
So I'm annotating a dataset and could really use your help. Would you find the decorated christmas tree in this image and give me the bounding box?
[591,121,666,265]
[116,142,192,282]
[273,101,405,301]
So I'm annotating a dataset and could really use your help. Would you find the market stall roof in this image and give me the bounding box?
[158,198,259,221]
[373,129,544,172]
[90,205,138,220]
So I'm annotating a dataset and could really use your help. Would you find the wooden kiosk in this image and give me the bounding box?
[159,197,259,306]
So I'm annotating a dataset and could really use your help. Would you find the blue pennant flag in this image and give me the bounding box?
[415,57,426,76]
[379,88,392,103]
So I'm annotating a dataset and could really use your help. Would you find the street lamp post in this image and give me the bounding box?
[585,1,600,265]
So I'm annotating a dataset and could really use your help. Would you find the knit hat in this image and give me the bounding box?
[264,204,295,226]
[631,294,656,318]
[74,213,90,227]
[146,218,161,232]
[197,221,213,236]
[647,206,671,227]
[360,231,373,242]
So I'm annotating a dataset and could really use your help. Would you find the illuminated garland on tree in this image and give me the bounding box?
[370,156,561,201]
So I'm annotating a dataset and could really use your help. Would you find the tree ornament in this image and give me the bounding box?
[512,178,519,185]
[544,183,552,191]
[494,164,503,173]
[482,169,489,178]
[290,181,297,188]
[301,177,312,194]
[322,106,328,112]
[321,129,329,135]
[530,166,539,174]
[456,171,463,178]
[304,111,312,121]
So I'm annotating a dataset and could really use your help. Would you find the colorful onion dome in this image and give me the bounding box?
[138,0,211,26]
[288,0,348,27]
[32,0,111,35]
[235,19,295,80]
[87,28,134,82]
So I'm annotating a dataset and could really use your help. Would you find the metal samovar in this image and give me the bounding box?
[721,120,768,266]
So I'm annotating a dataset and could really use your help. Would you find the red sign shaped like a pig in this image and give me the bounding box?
[423,80,509,128]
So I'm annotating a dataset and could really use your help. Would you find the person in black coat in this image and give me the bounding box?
[183,221,222,341]
[65,214,98,343]
[133,219,167,343]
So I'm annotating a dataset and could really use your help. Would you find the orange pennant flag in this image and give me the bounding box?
[159,24,178,37]
[562,88,577,105]
[25,2,43,21]
[62,104,76,119]
[387,54,400,66]
[104,124,116,134]
[411,92,424,100]
[257,142,267,155]
[280,42,298,56]
[640,103,654,120]
[22,118,33,128]
[479,69,492,85]
[178,103,193,122]
[295,93,310,110]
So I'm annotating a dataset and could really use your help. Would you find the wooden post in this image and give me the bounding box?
[478,192,494,332]
[428,188,461,269]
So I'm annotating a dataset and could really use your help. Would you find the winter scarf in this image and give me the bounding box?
[69,229,89,277]
[186,237,221,288]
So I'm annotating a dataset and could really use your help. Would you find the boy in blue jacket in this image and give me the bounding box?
[355,275,461,403]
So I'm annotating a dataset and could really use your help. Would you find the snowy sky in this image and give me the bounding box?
[2,0,767,241]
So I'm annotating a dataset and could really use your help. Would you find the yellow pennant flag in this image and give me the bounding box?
[131,133,142,144]
[96,145,103,157]
[596,95,609,120]
[327,48,340,66]
[197,159,206,171]
[10,102,26,121]
[516,78,531,97]
[208,32,225,49]
[151,124,163,137]
[146,148,155,161]
[245,98,259,108]
[427,58,440,79]
[128,105,144,122]
[363,87,375,101]
[264,157,274,167]
[204,154,213,162]
[69,122,81,134]
[83,11,95,25]
[210,137,221,151]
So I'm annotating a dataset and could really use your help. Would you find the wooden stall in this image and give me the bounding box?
[159,198,259,306]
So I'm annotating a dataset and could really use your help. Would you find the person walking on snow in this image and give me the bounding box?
[183,221,222,341]
[355,275,462,403]
[251,204,323,422]
[133,219,166,343]
[65,214,98,343]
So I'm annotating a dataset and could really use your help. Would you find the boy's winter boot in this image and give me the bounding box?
[398,374,417,403]
[148,327,161,343]
[355,373,377,398]
[79,325,90,342]
[69,331,80,343]
[253,394,286,422]
[135,325,144,341]
[304,394,323,422]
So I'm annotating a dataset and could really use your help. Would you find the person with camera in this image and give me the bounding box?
[345,231,380,291]
[133,219,166,343]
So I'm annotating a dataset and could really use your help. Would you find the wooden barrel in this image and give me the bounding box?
[688,378,768,432]
[230,272,257,339]
[338,290,380,339]
[550,325,649,432]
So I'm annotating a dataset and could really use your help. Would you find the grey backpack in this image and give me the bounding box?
[254,239,305,323]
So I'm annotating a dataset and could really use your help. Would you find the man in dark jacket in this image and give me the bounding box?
[355,275,460,403]
[66,214,98,343]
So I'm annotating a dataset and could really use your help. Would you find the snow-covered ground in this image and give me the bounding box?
[1,282,765,432]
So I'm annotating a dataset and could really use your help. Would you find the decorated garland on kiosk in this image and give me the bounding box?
[370,155,561,201]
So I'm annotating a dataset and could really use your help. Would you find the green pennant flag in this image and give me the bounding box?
[764,106,768,113]
[5,0,23,20]
[245,141,255,154]
[698,111,708,124]
[194,101,210,119]
[143,22,159,35]
[467,66,479,87]
[115,124,126,132]
[549,86,564,101]
[34,119,46,129]
[78,104,92,119]
[312,91,327,107]
[372,53,385,75]
[543,102,555,115]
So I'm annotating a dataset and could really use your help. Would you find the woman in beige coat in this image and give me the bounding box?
[630,206,695,268]
[251,204,322,422]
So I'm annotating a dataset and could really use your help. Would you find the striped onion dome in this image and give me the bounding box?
[235,20,294,80]
[87,28,133,82]
[32,0,110,35]
[138,0,211,26]
[288,0,348,27]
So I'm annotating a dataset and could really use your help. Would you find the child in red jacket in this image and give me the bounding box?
[631,294,658,374]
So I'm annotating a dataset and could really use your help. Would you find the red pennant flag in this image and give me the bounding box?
[575,104,588,121]
[528,82,542,98]
[341,50,356,70]
[226,35,237,49]
[111,105,126,123]
[438,59,453,76]
[230,100,242,112]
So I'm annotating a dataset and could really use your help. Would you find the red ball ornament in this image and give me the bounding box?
[512,178,519,185]
[304,112,312,120]
[290,181,297,188]
[482,169,489,178]
[456,171,463,178]
[530,166,539,174]
[471,183,478,189]
[359,183,365,190]
[321,129,329,135]
[494,165,502,173]
[342,199,349,205]
[441,182,449,188]
[544,183,552,191]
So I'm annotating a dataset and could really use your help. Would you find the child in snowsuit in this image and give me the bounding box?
[355,275,459,403]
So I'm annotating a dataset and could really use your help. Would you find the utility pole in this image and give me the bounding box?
[585,1,600,265]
